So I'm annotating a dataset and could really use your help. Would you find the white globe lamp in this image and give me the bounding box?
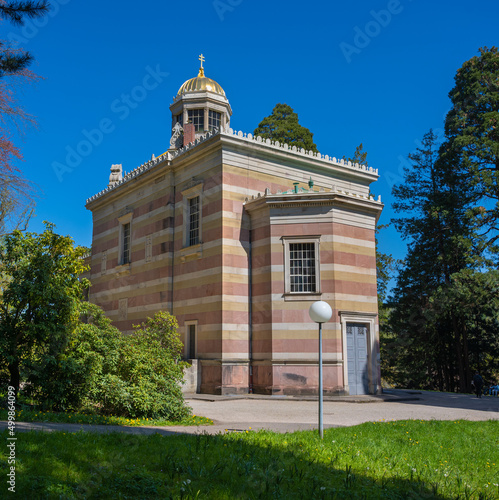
[309,301,333,324]
[309,300,333,439]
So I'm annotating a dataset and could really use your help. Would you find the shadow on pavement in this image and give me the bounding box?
[383,389,499,413]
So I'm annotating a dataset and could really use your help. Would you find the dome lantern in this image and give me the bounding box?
[169,54,232,149]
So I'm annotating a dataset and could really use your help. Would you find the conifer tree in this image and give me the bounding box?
[444,46,499,246]
[0,0,50,234]
[254,103,318,152]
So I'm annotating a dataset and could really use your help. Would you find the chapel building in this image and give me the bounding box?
[85,56,383,396]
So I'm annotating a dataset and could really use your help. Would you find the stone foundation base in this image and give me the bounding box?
[198,360,250,395]
[182,359,379,396]
[251,361,345,395]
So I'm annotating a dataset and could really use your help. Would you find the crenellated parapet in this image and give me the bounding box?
[85,152,171,205]
[220,126,378,175]
[86,126,379,205]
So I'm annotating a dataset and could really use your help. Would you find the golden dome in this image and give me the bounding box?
[176,55,226,97]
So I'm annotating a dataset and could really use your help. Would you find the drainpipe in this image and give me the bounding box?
[248,215,253,394]
[170,174,176,316]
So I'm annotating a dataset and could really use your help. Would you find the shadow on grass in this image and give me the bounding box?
[2,426,485,499]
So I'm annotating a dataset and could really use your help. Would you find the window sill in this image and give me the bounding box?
[115,263,131,276]
[179,243,203,262]
[283,292,322,302]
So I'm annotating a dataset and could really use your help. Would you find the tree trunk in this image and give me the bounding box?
[462,324,471,391]
[452,316,467,392]
[8,359,20,397]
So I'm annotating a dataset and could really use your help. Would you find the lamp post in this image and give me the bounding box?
[309,300,333,439]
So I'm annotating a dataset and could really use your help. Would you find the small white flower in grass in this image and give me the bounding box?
[320,487,326,491]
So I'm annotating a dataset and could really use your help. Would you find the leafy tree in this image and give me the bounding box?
[0,222,89,395]
[254,103,318,152]
[24,302,122,411]
[444,46,499,245]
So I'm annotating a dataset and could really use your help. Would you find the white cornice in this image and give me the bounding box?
[243,189,383,217]
[219,127,378,179]
[85,126,380,208]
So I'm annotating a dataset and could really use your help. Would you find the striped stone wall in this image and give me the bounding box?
[244,191,380,395]
[86,131,382,395]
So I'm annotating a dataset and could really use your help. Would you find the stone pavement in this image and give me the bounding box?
[1,389,497,436]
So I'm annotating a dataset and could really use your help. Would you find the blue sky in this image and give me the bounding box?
[4,0,499,269]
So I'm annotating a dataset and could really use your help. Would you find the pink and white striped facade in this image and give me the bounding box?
[85,72,383,395]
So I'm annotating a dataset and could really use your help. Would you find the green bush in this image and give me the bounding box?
[24,303,190,421]
[24,303,122,411]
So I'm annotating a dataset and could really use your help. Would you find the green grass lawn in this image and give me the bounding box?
[0,408,213,427]
[1,420,498,499]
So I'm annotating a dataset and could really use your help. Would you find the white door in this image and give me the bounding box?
[346,323,369,395]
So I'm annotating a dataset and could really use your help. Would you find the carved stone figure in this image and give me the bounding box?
[108,164,122,187]
[170,122,184,149]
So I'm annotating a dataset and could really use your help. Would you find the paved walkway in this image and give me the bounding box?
[1,390,497,436]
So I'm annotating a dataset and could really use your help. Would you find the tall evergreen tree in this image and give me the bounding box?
[387,131,491,391]
[254,103,318,152]
[0,0,49,234]
[444,46,499,246]
[0,1,49,77]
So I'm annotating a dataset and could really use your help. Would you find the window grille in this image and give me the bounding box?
[289,242,316,292]
[208,110,221,131]
[188,109,204,131]
[189,196,200,246]
[122,222,131,264]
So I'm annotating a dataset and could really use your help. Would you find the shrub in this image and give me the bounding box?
[25,304,190,421]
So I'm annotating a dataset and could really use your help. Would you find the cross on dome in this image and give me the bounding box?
[198,54,205,77]
[174,53,230,100]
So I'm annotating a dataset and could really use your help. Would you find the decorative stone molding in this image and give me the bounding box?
[86,153,170,204]
[170,122,184,149]
[244,186,383,205]
[118,298,128,321]
[87,126,379,205]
